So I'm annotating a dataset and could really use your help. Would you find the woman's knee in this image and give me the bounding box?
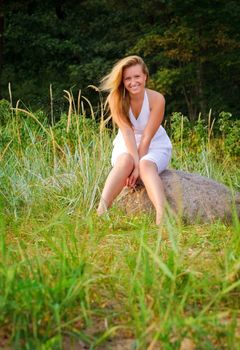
[115,153,134,172]
[139,159,157,178]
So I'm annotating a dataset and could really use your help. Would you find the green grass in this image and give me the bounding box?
[0,102,239,349]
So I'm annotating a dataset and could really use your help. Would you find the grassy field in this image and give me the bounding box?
[0,98,239,349]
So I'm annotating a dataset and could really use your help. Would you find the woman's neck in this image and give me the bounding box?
[129,89,145,103]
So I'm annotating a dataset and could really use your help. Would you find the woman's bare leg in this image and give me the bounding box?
[97,153,134,215]
[139,159,165,225]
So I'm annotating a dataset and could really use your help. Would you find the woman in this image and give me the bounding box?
[97,55,172,224]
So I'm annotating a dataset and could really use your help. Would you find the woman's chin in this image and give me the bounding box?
[128,87,144,95]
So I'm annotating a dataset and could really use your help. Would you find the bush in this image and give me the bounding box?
[217,112,240,157]
[0,99,12,126]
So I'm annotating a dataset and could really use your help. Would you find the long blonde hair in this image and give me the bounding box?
[100,55,149,127]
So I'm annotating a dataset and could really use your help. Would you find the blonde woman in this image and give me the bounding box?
[97,56,172,224]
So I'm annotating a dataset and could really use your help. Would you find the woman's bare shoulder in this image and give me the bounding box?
[146,89,165,108]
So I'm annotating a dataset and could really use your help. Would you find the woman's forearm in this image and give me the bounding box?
[121,127,139,166]
[138,136,150,159]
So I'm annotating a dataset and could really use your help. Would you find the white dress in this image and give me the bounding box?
[111,90,172,173]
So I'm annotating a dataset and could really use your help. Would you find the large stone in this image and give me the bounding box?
[117,169,240,224]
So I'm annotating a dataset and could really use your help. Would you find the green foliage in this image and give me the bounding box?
[0,99,12,125]
[0,95,239,349]
[192,114,208,144]
[1,0,240,120]
[153,68,181,95]
[170,111,240,157]
[218,112,240,157]
[170,112,190,144]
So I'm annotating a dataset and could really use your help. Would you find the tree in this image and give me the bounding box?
[1,0,240,120]
[0,0,4,98]
[130,0,240,119]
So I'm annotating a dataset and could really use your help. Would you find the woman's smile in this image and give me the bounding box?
[123,64,146,95]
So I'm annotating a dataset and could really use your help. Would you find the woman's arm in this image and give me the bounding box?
[138,91,165,159]
[109,98,139,187]
[121,126,139,166]
[120,126,139,187]
[109,97,139,166]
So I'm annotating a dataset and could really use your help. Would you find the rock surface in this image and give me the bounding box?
[117,169,240,224]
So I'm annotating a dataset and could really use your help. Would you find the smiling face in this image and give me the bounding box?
[123,64,147,96]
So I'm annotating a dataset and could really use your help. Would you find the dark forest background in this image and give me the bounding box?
[1,0,240,121]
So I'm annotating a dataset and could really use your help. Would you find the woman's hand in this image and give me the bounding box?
[126,164,139,188]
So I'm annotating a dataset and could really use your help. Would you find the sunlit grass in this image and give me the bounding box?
[0,99,239,349]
